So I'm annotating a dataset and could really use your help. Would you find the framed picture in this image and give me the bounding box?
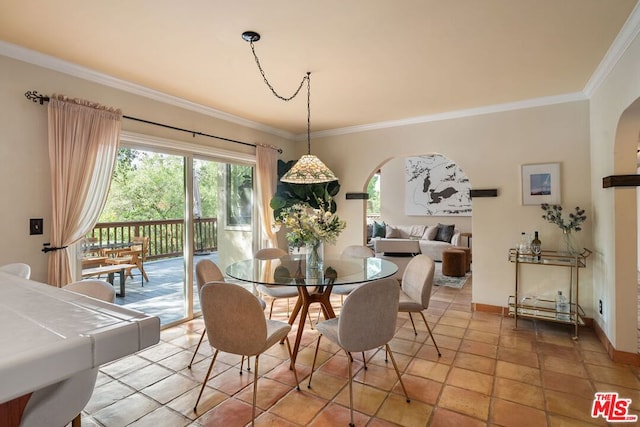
[521,162,561,205]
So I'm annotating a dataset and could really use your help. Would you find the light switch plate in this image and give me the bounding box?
[30,218,43,235]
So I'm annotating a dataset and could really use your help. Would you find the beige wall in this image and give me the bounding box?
[590,30,640,353]
[313,102,593,314]
[0,55,293,283]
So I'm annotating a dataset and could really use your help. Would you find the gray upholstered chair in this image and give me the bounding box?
[307,278,409,427]
[254,247,299,318]
[0,262,31,279]
[190,259,266,371]
[193,281,299,424]
[188,259,226,369]
[398,254,441,356]
[20,280,116,427]
[333,245,375,300]
[63,279,116,303]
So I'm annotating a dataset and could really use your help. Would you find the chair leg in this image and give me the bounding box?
[268,299,275,319]
[420,312,442,357]
[307,335,323,389]
[194,349,219,411]
[240,356,252,374]
[385,344,410,403]
[346,349,355,427]
[407,312,418,335]
[252,355,259,426]
[187,329,206,369]
[72,414,81,427]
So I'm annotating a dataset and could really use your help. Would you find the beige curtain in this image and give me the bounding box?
[47,95,122,286]
[256,144,279,248]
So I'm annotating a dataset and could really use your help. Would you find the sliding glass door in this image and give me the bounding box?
[91,146,255,326]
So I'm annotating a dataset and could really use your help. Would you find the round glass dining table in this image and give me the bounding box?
[226,255,398,363]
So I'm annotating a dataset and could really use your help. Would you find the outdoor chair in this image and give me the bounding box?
[307,278,409,427]
[20,280,115,427]
[398,254,441,356]
[104,236,150,285]
[193,281,299,425]
[0,262,31,279]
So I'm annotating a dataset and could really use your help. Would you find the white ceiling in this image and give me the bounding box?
[1,0,637,138]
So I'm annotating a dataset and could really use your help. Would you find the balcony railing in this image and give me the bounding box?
[87,218,217,260]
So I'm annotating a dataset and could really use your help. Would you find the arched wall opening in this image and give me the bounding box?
[357,153,473,245]
[612,98,640,354]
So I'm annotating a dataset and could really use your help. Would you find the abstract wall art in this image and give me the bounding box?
[405,155,472,216]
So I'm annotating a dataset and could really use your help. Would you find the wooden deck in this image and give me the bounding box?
[111,252,254,326]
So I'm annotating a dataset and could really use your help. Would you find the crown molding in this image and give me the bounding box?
[307,92,587,139]
[583,1,640,97]
[0,41,294,140]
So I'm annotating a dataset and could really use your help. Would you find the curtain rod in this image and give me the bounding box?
[24,90,282,154]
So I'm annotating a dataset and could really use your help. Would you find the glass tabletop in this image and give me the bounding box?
[226,255,398,287]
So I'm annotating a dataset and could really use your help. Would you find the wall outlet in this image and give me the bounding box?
[599,299,603,315]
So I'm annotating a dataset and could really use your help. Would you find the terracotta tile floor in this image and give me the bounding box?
[79,277,640,426]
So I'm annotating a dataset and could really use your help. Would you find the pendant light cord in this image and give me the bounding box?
[247,39,312,155]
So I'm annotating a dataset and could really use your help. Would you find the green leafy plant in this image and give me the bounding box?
[270,159,341,219]
[541,203,586,232]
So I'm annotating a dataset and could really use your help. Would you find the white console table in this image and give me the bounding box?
[0,272,160,423]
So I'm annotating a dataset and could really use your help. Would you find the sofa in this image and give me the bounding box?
[370,223,463,278]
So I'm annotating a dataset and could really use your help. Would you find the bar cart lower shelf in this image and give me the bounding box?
[507,296,586,326]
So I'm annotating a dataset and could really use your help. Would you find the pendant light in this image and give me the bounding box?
[242,31,338,184]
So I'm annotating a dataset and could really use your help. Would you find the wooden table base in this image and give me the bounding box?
[286,285,335,364]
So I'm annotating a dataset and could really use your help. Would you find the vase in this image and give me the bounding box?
[305,241,324,281]
[562,230,579,255]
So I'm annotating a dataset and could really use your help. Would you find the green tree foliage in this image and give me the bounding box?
[99,149,221,222]
[367,173,381,214]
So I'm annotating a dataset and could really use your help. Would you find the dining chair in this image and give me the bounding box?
[254,247,317,330]
[398,254,441,356]
[189,259,266,371]
[63,279,116,303]
[333,245,375,300]
[20,280,116,427]
[0,262,31,279]
[307,278,410,427]
[193,281,299,425]
[254,247,298,318]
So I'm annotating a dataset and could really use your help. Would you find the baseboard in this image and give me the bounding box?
[473,303,507,315]
[473,303,639,366]
[593,322,640,366]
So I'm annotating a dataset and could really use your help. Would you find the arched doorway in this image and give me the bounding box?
[364,153,473,248]
[612,98,640,353]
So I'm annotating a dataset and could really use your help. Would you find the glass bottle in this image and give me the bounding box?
[555,291,570,321]
[530,231,541,262]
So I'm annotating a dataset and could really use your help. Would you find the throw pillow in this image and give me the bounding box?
[422,225,439,241]
[435,223,455,243]
[385,225,401,238]
[372,221,386,238]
